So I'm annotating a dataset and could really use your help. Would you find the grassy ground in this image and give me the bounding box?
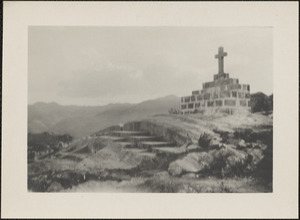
[62,171,269,193]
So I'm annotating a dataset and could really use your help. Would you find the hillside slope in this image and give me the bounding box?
[28,112,273,193]
[28,95,180,137]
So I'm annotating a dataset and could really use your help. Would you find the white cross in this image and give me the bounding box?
[215,47,227,74]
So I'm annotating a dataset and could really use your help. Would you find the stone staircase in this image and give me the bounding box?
[59,129,187,160]
[98,130,178,154]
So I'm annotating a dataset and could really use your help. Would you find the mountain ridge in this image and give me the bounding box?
[28,95,181,138]
[28,93,272,138]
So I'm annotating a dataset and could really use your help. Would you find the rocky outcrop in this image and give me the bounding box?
[168,152,213,176]
[46,181,64,192]
[168,146,264,177]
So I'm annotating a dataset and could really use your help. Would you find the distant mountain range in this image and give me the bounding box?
[28,95,180,138]
[28,92,272,138]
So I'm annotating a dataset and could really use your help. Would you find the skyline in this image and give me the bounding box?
[29,26,273,106]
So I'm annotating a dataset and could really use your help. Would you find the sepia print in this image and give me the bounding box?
[27,26,273,193]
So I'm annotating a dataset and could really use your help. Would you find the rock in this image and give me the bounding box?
[226,154,244,167]
[168,161,184,176]
[246,148,264,165]
[168,145,265,177]
[238,139,246,148]
[210,138,221,147]
[46,181,64,192]
[168,152,212,176]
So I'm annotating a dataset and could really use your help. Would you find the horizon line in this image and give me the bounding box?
[28,91,273,107]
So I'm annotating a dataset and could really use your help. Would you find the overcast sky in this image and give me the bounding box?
[28,26,272,106]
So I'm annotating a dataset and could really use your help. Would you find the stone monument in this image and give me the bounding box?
[180,47,251,114]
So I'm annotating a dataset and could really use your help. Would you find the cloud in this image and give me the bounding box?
[28,27,273,105]
[55,57,202,103]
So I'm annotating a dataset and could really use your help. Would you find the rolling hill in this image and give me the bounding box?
[28,95,181,138]
[28,92,272,138]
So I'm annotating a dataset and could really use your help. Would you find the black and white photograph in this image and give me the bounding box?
[2,2,298,219]
[27,26,273,193]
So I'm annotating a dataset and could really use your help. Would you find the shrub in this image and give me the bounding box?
[198,133,211,149]
[218,182,233,193]
[213,129,230,144]
[233,129,253,142]
[28,132,73,151]
[253,146,273,188]
[234,128,273,148]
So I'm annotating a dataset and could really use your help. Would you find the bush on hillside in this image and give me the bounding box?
[234,129,253,143]
[250,92,273,114]
[198,133,211,149]
[213,129,230,144]
[28,132,73,152]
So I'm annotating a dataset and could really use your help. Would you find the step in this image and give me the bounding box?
[98,136,127,142]
[117,142,133,147]
[109,130,149,137]
[139,141,174,148]
[123,148,147,153]
[153,144,199,154]
[152,146,183,154]
[127,136,160,142]
[138,152,157,158]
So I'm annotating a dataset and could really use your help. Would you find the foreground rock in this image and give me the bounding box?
[47,181,64,192]
[168,146,264,177]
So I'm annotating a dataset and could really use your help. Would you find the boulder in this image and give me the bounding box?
[46,181,64,192]
[168,152,213,176]
[168,146,259,177]
[246,148,264,165]
[238,139,246,148]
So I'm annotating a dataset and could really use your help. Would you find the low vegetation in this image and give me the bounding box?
[28,132,73,162]
[28,132,73,151]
